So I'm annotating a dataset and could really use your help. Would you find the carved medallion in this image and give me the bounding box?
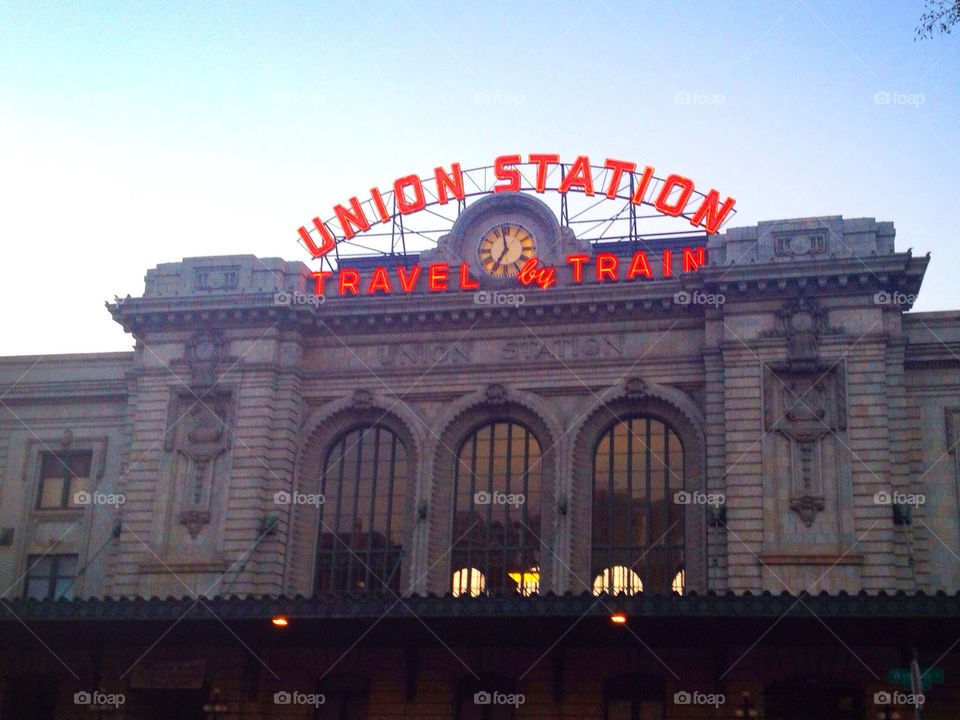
[352,389,375,409]
[484,383,508,404]
[624,376,648,399]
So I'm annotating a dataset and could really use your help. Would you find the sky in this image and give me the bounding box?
[1,0,958,356]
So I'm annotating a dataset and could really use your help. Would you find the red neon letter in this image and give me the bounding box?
[630,166,655,205]
[626,252,652,279]
[604,158,636,199]
[682,247,706,272]
[370,186,390,223]
[310,270,333,294]
[459,263,479,290]
[396,265,421,292]
[663,249,672,277]
[517,259,556,289]
[394,174,426,214]
[339,269,360,295]
[689,190,736,234]
[528,153,559,192]
[655,174,694,216]
[334,197,370,239]
[367,266,393,293]
[298,218,336,258]
[596,253,618,282]
[429,263,449,291]
[567,254,589,282]
[558,155,594,195]
[435,163,465,204]
[493,154,521,192]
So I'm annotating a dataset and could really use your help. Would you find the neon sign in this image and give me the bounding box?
[307,248,707,296]
[296,154,736,260]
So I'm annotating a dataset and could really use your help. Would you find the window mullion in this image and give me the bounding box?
[365,427,381,593]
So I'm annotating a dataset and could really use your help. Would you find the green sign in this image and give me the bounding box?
[889,667,944,689]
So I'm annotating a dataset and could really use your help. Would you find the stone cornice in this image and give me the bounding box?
[0,380,129,402]
[4,590,960,622]
[695,252,928,299]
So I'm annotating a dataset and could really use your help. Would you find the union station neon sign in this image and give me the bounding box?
[295,154,735,295]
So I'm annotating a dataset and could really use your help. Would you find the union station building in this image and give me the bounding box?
[2,191,960,719]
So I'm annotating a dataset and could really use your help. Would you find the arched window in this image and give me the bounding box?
[450,421,542,595]
[315,425,407,594]
[592,417,684,594]
[452,567,486,597]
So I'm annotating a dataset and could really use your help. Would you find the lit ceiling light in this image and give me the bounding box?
[272,616,289,627]
[610,613,627,624]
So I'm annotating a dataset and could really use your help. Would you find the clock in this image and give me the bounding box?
[477,223,536,278]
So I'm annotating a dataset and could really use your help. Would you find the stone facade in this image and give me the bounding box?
[1,208,958,718]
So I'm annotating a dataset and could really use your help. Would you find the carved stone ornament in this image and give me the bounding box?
[352,389,375,409]
[183,405,229,462]
[419,234,460,264]
[783,382,826,423]
[790,495,825,527]
[484,383,509,404]
[774,230,827,257]
[178,509,211,538]
[187,334,227,388]
[624,376,648,399]
[763,297,838,369]
[559,226,591,256]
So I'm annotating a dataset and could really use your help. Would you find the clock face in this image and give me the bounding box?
[477,223,536,278]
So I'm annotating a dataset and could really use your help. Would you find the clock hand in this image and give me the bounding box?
[492,242,511,275]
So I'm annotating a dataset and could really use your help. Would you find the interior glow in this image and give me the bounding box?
[451,567,486,597]
[592,565,643,595]
[507,567,540,596]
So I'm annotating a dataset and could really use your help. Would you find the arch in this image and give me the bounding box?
[569,381,707,594]
[425,386,562,594]
[284,394,423,596]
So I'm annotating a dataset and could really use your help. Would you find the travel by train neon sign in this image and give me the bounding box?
[294,154,735,295]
